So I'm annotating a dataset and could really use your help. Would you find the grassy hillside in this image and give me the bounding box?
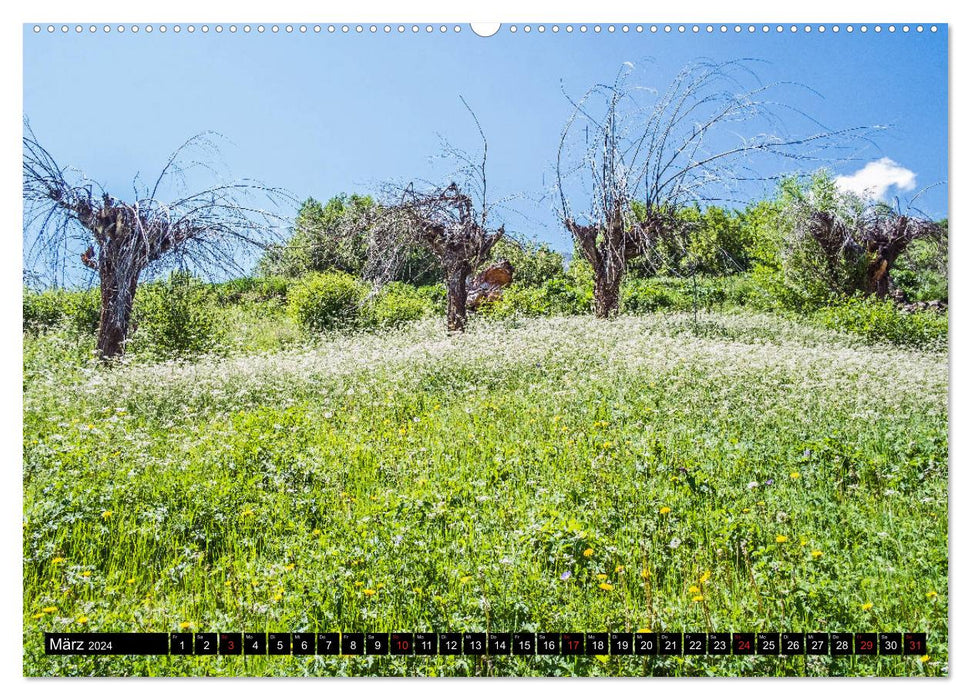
[22,312,948,676]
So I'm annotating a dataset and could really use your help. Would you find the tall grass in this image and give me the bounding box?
[23,312,947,676]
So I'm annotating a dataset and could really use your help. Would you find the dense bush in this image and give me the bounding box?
[260,194,443,286]
[23,287,100,335]
[490,239,566,287]
[363,282,436,327]
[892,233,948,302]
[622,274,767,314]
[813,296,947,350]
[479,278,592,318]
[258,195,373,279]
[211,276,290,306]
[416,284,447,309]
[622,278,689,313]
[128,271,222,359]
[288,271,366,332]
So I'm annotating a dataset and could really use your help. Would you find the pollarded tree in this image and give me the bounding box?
[364,182,504,331]
[23,122,290,359]
[780,175,944,300]
[556,60,874,317]
[360,99,505,332]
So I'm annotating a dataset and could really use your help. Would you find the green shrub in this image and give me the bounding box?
[623,278,689,313]
[813,296,947,350]
[715,273,770,309]
[288,271,366,332]
[892,235,948,303]
[480,285,550,318]
[212,276,290,306]
[129,271,221,359]
[479,278,591,318]
[364,283,435,327]
[416,284,447,310]
[490,239,566,287]
[23,287,100,335]
[541,277,591,314]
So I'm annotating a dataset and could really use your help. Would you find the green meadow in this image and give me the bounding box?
[22,309,948,676]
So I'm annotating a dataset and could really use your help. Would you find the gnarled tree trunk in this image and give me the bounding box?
[445,260,471,332]
[93,231,142,360]
[568,207,628,319]
[593,265,623,318]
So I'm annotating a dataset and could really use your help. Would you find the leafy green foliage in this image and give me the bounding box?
[892,226,948,302]
[363,283,437,327]
[259,195,374,278]
[260,195,443,286]
[479,278,592,318]
[490,239,566,287]
[127,271,222,359]
[23,286,101,336]
[287,271,367,332]
[210,276,290,305]
[813,296,947,350]
[626,204,754,278]
[623,275,768,314]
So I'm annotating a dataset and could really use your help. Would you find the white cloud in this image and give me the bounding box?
[834,158,917,200]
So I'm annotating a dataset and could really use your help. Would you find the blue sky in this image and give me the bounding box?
[23,24,948,279]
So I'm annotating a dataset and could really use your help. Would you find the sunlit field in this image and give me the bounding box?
[22,311,947,676]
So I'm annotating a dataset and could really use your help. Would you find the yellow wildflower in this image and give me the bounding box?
[81,571,91,578]
[583,548,594,557]
[274,592,283,602]
[790,472,800,479]
[861,602,874,611]
[42,606,57,614]
[637,627,652,633]
[77,616,89,624]
[659,507,671,515]
[312,529,321,536]
[101,510,113,519]
[811,550,823,558]
[598,583,614,591]
[692,595,704,602]
[921,654,930,663]
[614,565,624,574]
[688,585,700,594]
[460,575,472,584]
[32,613,43,619]
[926,591,938,598]
[699,570,711,583]
[127,578,136,584]
[52,557,65,565]
[775,535,788,544]
[641,568,650,579]
[285,563,295,571]
[179,621,192,630]
[364,588,376,596]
